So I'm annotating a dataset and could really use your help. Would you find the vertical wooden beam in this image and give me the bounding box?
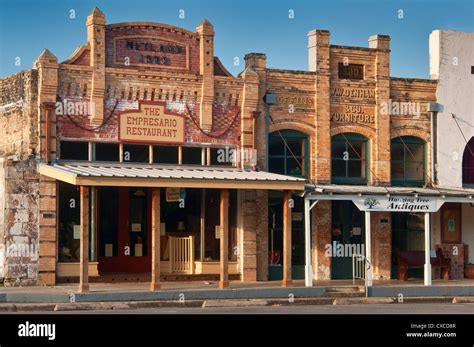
[150,188,161,290]
[200,189,206,260]
[219,189,229,289]
[282,190,292,287]
[79,186,90,293]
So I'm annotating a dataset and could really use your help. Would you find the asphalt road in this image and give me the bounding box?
[13,303,474,314]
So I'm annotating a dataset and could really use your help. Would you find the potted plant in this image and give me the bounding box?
[465,263,474,279]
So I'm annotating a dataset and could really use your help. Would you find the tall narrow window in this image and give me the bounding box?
[391,136,425,186]
[462,137,474,187]
[331,133,368,184]
[268,130,308,177]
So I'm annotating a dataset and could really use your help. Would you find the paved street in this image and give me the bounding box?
[11,303,474,314]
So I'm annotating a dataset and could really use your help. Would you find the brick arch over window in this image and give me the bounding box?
[269,122,314,137]
[462,137,474,186]
[330,125,374,140]
[390,127,430,143]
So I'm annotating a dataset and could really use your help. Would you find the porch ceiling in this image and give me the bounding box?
[37,162,306,190]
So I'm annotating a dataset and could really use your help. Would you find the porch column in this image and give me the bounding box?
[150,188,161,290]
[424,212,432,286]
[304,197,313,287]
[365,211,373,287]
[219,189,229,289]
[79,186,90,293]
[282,190,292,287]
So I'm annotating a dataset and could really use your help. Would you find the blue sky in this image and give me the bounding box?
[0,0,473,78]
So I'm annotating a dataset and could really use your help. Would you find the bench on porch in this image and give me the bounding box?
[395,248,451,281]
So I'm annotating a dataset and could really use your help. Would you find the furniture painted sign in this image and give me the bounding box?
[352,195,445,212]
[119,102,185,144]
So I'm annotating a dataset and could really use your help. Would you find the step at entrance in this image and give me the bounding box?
[324,286,365,297]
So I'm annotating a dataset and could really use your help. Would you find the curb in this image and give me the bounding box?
[334,298,395,305]
[202,299,268,308]
[452,296,474,304]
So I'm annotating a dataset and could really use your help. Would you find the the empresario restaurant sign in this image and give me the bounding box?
[119,102,185,144]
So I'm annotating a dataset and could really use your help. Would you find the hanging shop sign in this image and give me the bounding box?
[352,195,445,213]
[119,101,185,144]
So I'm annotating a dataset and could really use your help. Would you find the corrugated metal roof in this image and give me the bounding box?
[37,162,306,190]
[309,184,474,197]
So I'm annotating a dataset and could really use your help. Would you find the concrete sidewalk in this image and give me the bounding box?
[0,296,473,312]
[1,280,474,304]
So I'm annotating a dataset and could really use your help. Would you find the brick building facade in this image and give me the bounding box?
[1,7,472,288]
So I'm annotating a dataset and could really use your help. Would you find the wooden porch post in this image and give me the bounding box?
[79,186,90,293]
[282,190,292,287]
[219,189,229,289]
[150,188,161,290]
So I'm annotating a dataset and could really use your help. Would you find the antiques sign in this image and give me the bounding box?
[119,102,185,144]
[330,104,375,124]
[114,36,188,69]
[352,195,445,213]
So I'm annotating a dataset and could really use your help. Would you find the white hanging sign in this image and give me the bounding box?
[352,195,444,212]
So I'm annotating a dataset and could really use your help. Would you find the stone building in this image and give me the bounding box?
[0,7,473,289]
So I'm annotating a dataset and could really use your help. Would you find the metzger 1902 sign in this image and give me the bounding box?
[118,102,185,144]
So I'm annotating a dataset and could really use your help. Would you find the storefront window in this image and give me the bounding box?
[182,147,202,165]
[153,145,178,164]
[268,130,308,177]
[94,142,119,161]
[58,182,81,262]
[391,136,425,186]
[210,147,235,166]
[462,137,474,187]
[331,133,368,184]
[60,141,88,160]
[123,144,149,163]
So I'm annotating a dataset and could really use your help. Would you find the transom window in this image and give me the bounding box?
[331,133,368,185]
[391,136,425,186]
[58,140,237,167]
[268,130,308,178]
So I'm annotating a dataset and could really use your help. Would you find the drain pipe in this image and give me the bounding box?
[427,102,441,185]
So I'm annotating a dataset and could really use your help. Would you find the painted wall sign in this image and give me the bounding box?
[338,63,364,80]
[330,87,375,99]
[330,104,375,124]
[118,102,185,144]
[114,36,189,69]
[277,95,314,106]
[352,195,445,212]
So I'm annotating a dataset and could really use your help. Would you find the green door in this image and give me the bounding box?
[331,201,364,279]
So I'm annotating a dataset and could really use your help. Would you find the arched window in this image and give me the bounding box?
[391,136,425,186]
[462,137,474,186]
[268,130,309,178]
[331,133,368,185]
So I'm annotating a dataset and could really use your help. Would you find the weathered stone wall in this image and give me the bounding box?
[0,70,40,286]
[1,157,39,286]
[0,70,38,158]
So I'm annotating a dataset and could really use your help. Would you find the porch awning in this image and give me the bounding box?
[306,184,474,210]
[37,162,306,190]
[308,184,474,197]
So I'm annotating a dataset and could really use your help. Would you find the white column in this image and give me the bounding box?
[365,211,373,287]
[424,212,432,286]
[304,197,313,287]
